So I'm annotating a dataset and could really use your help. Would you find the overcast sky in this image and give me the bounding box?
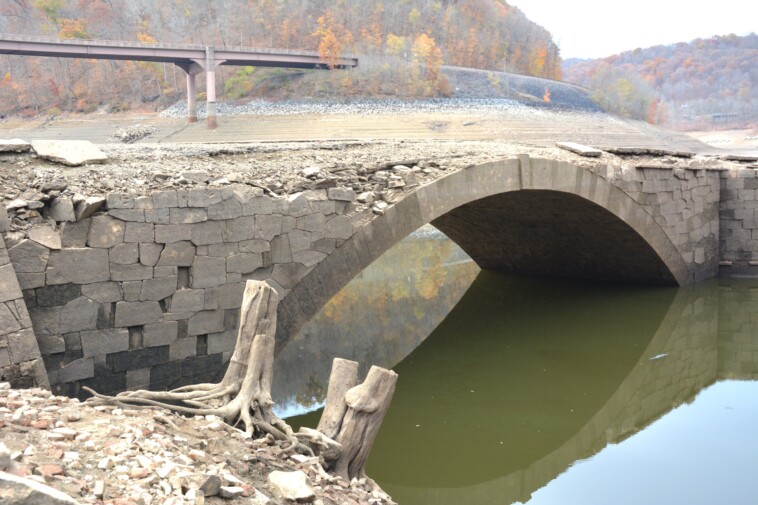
[509,0,758,59]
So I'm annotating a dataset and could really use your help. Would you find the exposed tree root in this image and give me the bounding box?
[84,281,308,453]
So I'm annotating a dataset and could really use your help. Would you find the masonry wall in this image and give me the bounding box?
[718,168,758,275]
[3,185,358,397]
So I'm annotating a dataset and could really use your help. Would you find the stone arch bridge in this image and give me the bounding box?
[3,151,750,393]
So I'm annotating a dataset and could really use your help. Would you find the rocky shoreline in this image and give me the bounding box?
[1,383,395,504]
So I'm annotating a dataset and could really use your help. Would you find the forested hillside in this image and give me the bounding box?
[0,0,561,116]
[563,33,758,129]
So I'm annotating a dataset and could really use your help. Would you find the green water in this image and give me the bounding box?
[277,227,758,505]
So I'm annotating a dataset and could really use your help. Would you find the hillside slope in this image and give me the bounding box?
[563,33,758,130]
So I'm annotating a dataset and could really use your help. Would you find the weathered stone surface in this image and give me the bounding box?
[0,471,80,504]
[110,263,153,282]
[109,243,139,265]
[36,334,65,355]
[8,240,50,274]
[7,329,41,363]
[191,221,223,246]
[227,253,263,274]
[106,193,133,209]
[0,211,10,233]
[0,264,24,303]
[16,273,46,290]
[207,330,237,354]
[139,243,164,267]
[124,222,155,243]
[155,224,192,243]
[114,301,162,327]
[49,198,76,223]
[169,289,205,313]
[187,310,224,336]
[267,471,315,503]
[109,346,168,372]
[28,226,62,250]
[224,216,255,242]
[81,282,122,303]
[75,196,106,221]
[80,328,129,357]
[60,297,99,334]
[87,216,126,248]
[35,284,81,307]
[325,216,353,240]
[143,321,178,347]
[152,190,178,209]
[156,241,196,267]
[56,357,95,383]
[28,306,60,337]
[170,208,207,224]
[256,215,283,240]
[169,336,197,360]
[108,209,145,223]
[60,220,90,248]
[327,187,356,202]
[31,139,107,166]
[0,138,32,152]
[47,248,110,285]
[140,276,177,301]
[0,303,22,336]
[191,256,226,288]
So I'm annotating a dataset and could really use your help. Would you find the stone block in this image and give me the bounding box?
[0,264,23,302]
[16,273,45,290]
[292,250,327,268]
[133,196,153,210]
[296,214,325,233]
[208,243,239,257]
[239,239,270,253]
[207,330,237,354]
[288,230,312,253]
[188,310,225,336]
[0,211,10,233]
[60,296,99,334]
[243,196,285,215]
[169,289,205,313]
[271,263,310,290]
[287,193,311,218]
[49,197,76,222]
[110,263,153,282]
[8,239,50,273]
[109,243,139,265]
[108,346,169,373]
[152,190,178,209]
[60,220,90,248]
[47,248,110,285]
[37,334,66,355]
[87,215,126,248]
[325,215,353,240]
[28,226,62,250]
[155,224,192,243]
[35,284,81,307]
[63,332,82,352]
[0,303,22,335]
[170,208,208,224]
[328,188,356,201]
[227,253,263,274]
[157,241,196,267]
[224,216,255,242]
[29,306,60,337]
[209,199,242,220]
[140,276,177,301]
[81,282,122,303]
[191,221,223,246]
[124,222,155,243]
[7,328,40,363]
[169,337,197,360]
[139,243,164,267]
[144,321,179,347]
[80,328,129,357]
[56,357,94,383]
[154,266,177,278]
[106,193,134,209]
[109,209,145,222]
[114,301,162,327]
[191,256,226,289]
[217,283,245,310]
[255,215,284,240]
[121,281,142,302]
[74,196,106,221]
[126,368,151,390]
[145,208,170,225]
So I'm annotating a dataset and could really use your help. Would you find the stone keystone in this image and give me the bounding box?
[31,140,108,166]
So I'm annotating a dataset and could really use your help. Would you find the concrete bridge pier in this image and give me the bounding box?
[205,47,217,129]
[177,62,203,124]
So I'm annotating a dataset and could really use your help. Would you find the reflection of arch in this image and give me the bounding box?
[381,284,719,504]
[277,157,690,347]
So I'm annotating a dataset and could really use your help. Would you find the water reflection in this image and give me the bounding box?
[277,228,758,505]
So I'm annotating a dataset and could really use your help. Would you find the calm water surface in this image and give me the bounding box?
[276,226,758,505]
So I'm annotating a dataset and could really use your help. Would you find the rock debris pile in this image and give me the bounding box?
[1,383,395,504]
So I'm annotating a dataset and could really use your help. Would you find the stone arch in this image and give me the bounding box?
[276,157,691,347]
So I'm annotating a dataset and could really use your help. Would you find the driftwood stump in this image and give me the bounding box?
[85,280,297,443]
[300,358,397,483]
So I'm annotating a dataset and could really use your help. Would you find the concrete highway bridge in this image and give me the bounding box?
[0,34,357,127]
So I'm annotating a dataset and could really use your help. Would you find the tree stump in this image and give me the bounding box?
[301,358,397,482]
[84,280,296,443]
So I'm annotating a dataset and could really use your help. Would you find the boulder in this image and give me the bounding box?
[267,471,315,503]
[31,140,107,166]
[0,471,81,504]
